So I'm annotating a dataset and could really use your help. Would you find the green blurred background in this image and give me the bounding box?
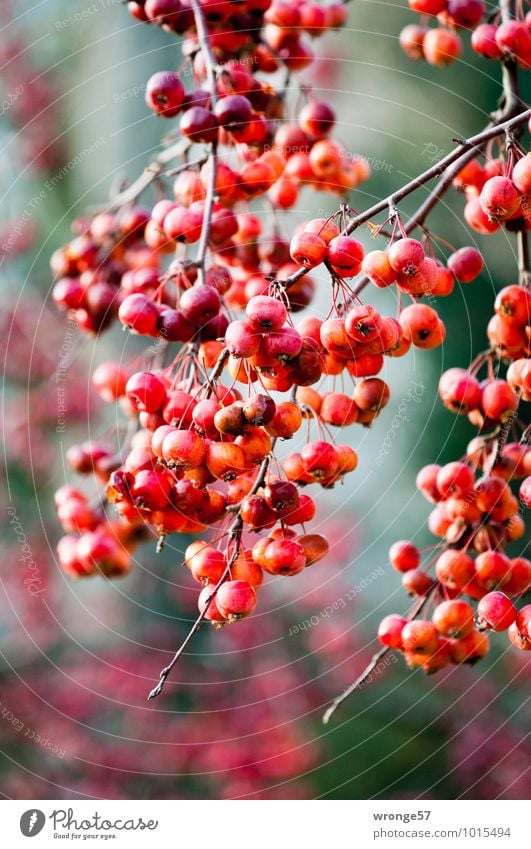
[0,0,529,799]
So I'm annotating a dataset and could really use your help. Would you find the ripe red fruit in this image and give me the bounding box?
[471,23,502,59]
[301,441,339,480]
[479,176,521,221]
[378,614,407,649]
[240,495,277,530]
[444,0,485,30]
[298,533,329,566]
[438,368,482,413]
[92,362,129,402]
[389,541,420,573]
[475,551,511,590]
[408,0,447,13]
[435,549,475,590]
[477,591,516,632]
[214,94,253,130]
[180,284,221,325]
[162,429,206,470]
[436,462,475,499]
[126,371,167,414]
[326,236,364,277]
[399,24,427,60]
[163,206,203,243]
[464,196,501,234]
[246,295,287,331]
[432,600,475,638]
[362,250,397,287]
[399,304,445,349]
[198,586,226,624]
[345,305,382,342]
[290,231,327,268]
[416,464,442,503]
[216,580,256,621]
[512,154,531,195]
[261,539,307,576]
[180,107,219,143]
[186,543,227,585]
[320,392,359,426]
[401,620,439,655]
[422,28,462,66]
[263,480,299,513]
[520,476,531,509]
[402,569,435,597]
[481,380,518,422]
[508,621,531,651]
[447,246,484,283]
[387,238,424,275]
[145,71,185,117]
[515,605,531,641]
[119,293,160,337]
[494,285,531,325]
[450,630,490,664]
[299,101,335,138]
[495,20,531,66]
[265,402,303,438]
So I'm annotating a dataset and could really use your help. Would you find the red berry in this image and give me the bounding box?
[520,476,531,509]
[401,620,439,655]
[145,71,185,117]
[299,101,335,139]
[290,231,327,268]
[479,176,521,221]
[389,540,420,573]
[262,539,306,576]
[432,600,475,638]
[126,371,167,414]
[378,614,407,649]
[477,591,516,632]
[119,293,160,337]
[326,236,364,277]
[423,28,462,66]
[436,462,475,499]
[447,247,484,283]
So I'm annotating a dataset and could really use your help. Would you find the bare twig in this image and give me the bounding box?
[322,592,431,724]
[279,107,531,296]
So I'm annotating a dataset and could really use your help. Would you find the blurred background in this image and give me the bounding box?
[0,0,529,800]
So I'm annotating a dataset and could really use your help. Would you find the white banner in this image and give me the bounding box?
[0,800,527,848]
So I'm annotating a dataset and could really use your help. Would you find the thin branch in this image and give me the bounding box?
[103,137,191,211]
[322,592,431,724]
[279,107,531,296]
[148,440,277,700]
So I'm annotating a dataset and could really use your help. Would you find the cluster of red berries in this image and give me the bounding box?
[401,0,531,68]
[55,484,148,578]
[455,152,531,237]
[380,280,530,668]
[50,0,531,705]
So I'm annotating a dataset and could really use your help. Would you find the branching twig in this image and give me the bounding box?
[322,592,432,724]
[279,107,531,297]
